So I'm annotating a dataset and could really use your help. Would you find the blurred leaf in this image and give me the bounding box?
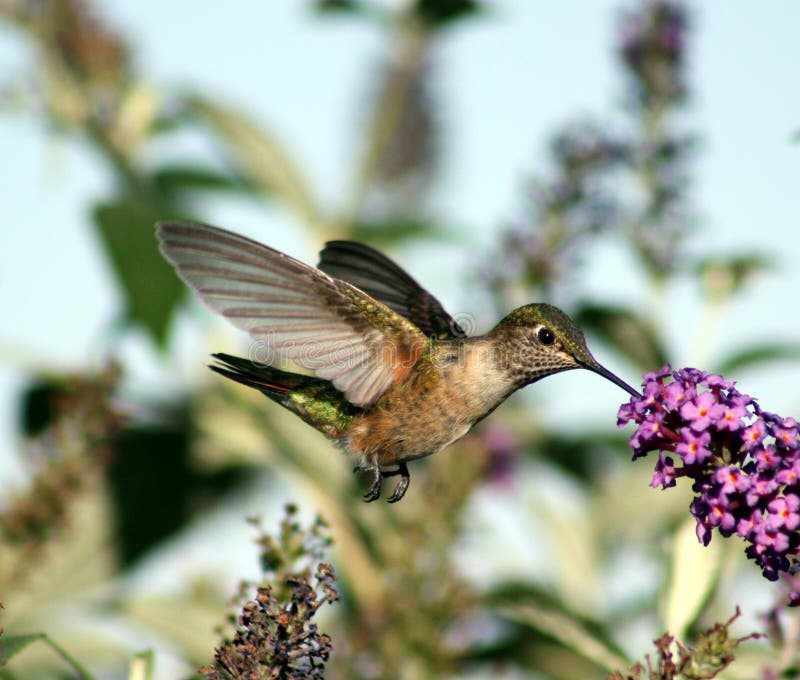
[109,417,248,566]
[122,594,226,664]
[0,633,45,663]
[149,108,195,136]
[694,254,771,300]
[499,603,629,673]
[464,630,606,677]
[0,632,94,678]
[532,498,602,616]
[314,0,365,14]
[487,580,571,610]
[111,83,160,155]
[416,0,482,28]
[534,430,631,482]
[716,343,800,375]
[186,94,319,228]
[661,516,723,637]
[94,199,185,345]
[18,380,65,438]
[152,165,252,199]
[488,582,629,668]
[350,216,452,246]
[127,650,154,680]
[575,303,668,371]
[109,422,192,565]
[93,199,184,345]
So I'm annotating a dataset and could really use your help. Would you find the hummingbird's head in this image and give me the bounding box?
[491,303,640,397]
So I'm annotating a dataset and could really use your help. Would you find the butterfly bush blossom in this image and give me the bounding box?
[617,366,800,605]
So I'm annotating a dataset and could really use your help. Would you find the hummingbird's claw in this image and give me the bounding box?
[361,465,382,502]
[357,461,411,502]
[386,463,410,503]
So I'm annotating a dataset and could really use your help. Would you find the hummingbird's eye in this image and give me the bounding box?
[537,327,556,346]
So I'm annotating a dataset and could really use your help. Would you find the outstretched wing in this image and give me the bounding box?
[318,240,465,339]
[157,221,427,407]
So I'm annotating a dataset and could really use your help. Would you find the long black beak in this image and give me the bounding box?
[580,360,641,398]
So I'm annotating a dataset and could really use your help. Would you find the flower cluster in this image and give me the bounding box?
[618,366,800,604]
[199,506,339,679]
[619,0,688,108]
[608,608,759,680]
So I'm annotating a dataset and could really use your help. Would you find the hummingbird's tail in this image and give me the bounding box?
[209,353,358,438]
[210,353,316,398]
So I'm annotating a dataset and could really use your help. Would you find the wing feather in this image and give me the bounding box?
[157,220,426,407]
[318,240,465,338]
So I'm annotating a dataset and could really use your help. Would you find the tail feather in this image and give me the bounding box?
[210,353,317,400]
[209,353,358,439]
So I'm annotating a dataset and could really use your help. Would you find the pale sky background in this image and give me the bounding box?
[0,1,799,673]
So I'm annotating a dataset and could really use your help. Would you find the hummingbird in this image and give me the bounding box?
[156,221,640,503]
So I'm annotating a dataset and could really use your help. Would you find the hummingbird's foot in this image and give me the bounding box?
[362,465,382,502]
[355,459,410,503]
[386,463,410,503]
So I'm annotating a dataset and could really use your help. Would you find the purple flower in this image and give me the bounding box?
[617,364,800,607]
[773,422,799,450]
[697,493,737,536]
[736,509,762,540]
[617,401,636,428]
[766,495,800,532]
[714,465,750,496]
[742,420,766,451]
[754,445,780,471]
[680,391,724,432]
[630,412,671,457]
[634,380,662,417]
[675,367,707,384]
[643,365,673,382]
[650,452,676,489]
[696,520,712,546]
[717,402,748,432]
[675,428,711,465]
[745,474,779,508]
[754,526,790,554]
[664,381,694,410]
[706,373,736,390]
[776,459,800,488]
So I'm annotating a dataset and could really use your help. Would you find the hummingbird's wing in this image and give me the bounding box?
[318,241,465,339]
[157,221,428,408]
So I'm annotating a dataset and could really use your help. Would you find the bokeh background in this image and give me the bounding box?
[1,1,799,678]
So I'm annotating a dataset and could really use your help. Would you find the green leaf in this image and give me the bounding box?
[152,165,252,199]
[716,343,800,375]
[122,596,226,663]
[314,0,364,14]
[93,199,185,345]
[0,633,45,664]
[127,650,155,680]
[350,217,452,246]
[0,633,94,678]
[186,94,319,228]
[499,603,629,673]
[416,0,482,28]
[533,430,631,481]
[694,254,771,299]
[575,303,668,371]
[661,516,723,637]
